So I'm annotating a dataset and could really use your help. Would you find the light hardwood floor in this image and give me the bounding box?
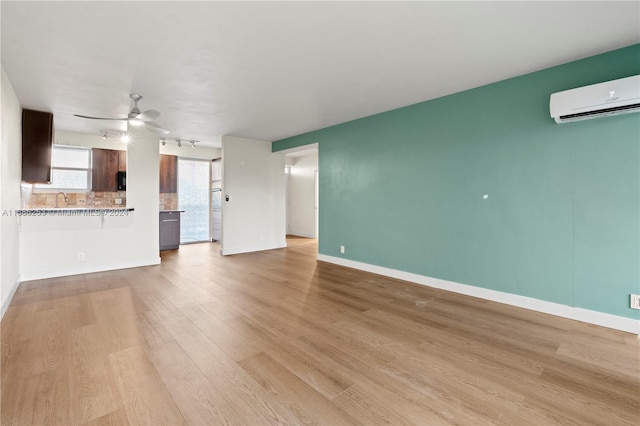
[2,237,638,425]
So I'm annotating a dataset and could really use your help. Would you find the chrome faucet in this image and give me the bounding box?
[55,192,69,208]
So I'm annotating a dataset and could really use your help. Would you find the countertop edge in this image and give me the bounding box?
[16,207,135,214]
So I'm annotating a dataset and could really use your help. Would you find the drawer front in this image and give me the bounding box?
[160,211,180,220]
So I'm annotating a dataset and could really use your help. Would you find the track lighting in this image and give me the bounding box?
[157,137,200,147]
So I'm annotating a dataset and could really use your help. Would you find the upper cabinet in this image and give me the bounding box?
[118,150,127,172]
[159,154,177,193]
[22,109,54,183]
[92,148,125,192]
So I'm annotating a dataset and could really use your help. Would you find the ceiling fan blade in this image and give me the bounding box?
[136,109,160,122]
[143,121,170,135]
[74,114,128,121]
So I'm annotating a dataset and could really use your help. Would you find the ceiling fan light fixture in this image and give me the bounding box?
[76,93,169,135]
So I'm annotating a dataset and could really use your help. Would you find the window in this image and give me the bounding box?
[178,158,211,243]
[35,146,91,190]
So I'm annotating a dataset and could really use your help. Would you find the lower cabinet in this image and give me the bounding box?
[212,210,222,242]
[159,211,181,250]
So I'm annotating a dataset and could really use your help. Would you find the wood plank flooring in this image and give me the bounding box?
[2,237,638,425]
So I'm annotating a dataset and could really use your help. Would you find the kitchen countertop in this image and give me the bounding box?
[16,207,134,215]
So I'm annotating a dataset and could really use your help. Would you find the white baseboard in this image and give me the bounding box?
[1,274,21,321]
[20,257,162,282]
[287,231,317,239]
[317,254,640,335]
[221,241,287,256]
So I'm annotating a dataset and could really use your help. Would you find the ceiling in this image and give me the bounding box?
[2,2,639,148]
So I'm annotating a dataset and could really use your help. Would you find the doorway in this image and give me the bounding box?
[178,158,211,243]
[284,147,318,239]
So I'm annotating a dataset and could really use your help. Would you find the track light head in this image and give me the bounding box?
[177,138,182,148]
[190,140,196,149]
[161,138,166,146]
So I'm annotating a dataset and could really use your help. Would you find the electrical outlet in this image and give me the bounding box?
[630,294,640,310]
[340,245,345,254]
[115,198,122,205]
[78,252,85,261]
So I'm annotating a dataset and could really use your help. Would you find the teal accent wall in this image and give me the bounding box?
[273,44,640,320]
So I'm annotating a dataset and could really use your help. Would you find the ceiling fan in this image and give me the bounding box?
[74,93,170,134]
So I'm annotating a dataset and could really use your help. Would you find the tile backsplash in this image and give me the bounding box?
[24,189,178,210]
[26,191,127,208]
[160,193,178,210]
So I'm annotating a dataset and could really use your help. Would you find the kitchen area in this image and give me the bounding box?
[11,105,279,283]
[149,143,223,252]
[19,110,221,259]
[159,155,222,251]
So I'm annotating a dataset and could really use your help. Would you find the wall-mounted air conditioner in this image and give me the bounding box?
[549,75,640,123]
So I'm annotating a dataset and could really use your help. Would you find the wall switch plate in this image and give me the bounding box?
[340,245,345,254]
[78,252,85,261]
[630,294,640,310]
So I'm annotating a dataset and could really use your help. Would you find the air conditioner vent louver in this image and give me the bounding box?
[550,75,640,124]
[558,103,640,122]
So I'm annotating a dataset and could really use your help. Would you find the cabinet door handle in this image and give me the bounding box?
[162,219,179,222]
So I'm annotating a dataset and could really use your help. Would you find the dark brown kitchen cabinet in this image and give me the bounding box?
[22,109,54,183]
[159,154,177,193]
[92,148,119,191]
[118,150,127,172]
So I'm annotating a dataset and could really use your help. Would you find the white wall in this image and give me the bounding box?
[56,130,221,160]
[159,142,220,160]
[1,66,23,318]
[287,153,318,238]
[55,130,129,151]
[19,126,160,280]
[221,135,286,255]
